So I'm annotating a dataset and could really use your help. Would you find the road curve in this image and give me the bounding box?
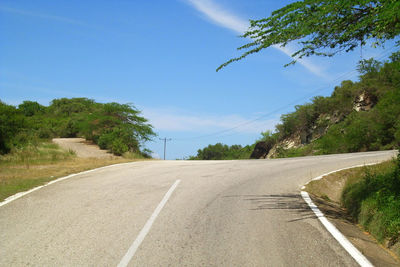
[0,151,396,266]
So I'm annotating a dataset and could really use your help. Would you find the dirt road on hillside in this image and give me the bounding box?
[53,138,116,159]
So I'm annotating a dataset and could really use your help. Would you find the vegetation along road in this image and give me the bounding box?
[0,150,395,266]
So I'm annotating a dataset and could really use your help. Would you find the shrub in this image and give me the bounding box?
[190,143,253,160]
[0,98,155,157]
[341,158,400,242]
[57,119,78,138]
[111,139,128,156]
[97,132,113,150]
[18,101,45,116]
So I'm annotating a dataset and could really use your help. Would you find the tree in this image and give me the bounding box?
[190,143,253,160]
[0,101,26,153]
[18,101,45,117]
[357,58,383,75]
[217,0,400,71]
[0,98,156,157]
[49,98,95,116]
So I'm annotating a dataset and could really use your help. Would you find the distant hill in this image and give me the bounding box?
[252,51,400,158]
[0,98,155,156]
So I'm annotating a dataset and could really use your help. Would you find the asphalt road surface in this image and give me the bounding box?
[0,151,396,266]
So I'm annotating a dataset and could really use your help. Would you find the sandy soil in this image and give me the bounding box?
[52,138,116,159]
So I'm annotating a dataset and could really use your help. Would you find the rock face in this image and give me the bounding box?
[263,112,347,158]
[353,91,377,111]
[250,141,273,159]
[251,90,380,159]
[266,137,302,158]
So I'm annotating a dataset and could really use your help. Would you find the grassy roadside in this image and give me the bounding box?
[341,157,400,244]
[305,157,400,259]
[0,142,147,202]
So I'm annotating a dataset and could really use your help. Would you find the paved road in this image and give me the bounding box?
[0,151,396,266]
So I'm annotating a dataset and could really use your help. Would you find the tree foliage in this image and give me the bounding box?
[189,143,254,160]
[0,98,155,156]
[218,0,400,71]
[0,102,26,153]
[341,160,400,242]
[196,52,400,159]
[268,52,400,157]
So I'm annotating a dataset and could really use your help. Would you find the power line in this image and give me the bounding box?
[171,46,398,142]
[173,70,357,141]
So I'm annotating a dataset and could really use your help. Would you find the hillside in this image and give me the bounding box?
[52,138,115,159]
[0,98,155,157]
[252,52,400,159]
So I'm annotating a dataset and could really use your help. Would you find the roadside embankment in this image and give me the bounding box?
[0,140,149,202]
[305,159,400,266]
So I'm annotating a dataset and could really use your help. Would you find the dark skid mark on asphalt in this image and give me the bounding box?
[223,194,315,222]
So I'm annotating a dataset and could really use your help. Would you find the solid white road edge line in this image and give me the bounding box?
[301,191,373,267]
[300,162,387,267]
[0,162,137,208]
[117,179,181,267]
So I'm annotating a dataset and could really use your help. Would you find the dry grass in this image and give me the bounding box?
[0,142,150,201]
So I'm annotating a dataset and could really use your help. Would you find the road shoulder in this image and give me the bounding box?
[304,168,400,267]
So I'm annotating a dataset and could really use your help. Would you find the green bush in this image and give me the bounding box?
[275,144,316,158]
[37,127,53,139]
[58,119,78,138]
[111,139,128,156]
[0,102,26,153]
[97,132,113,150]
[0,98,155,157]
[190,143,254,160]
[341,156,400,242]
[18,101,45,117]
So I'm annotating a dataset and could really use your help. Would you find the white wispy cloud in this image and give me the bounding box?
[0,6,87,26]
[186,0,327,78]
[141,107,278,134]
[186,0,248,33]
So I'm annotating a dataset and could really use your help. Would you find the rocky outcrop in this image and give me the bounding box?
[353,91,377,112]
[250,141,274,159]
[253,90,379,159]
[266,138,302,158]
[264,112,347,158]
[265,136,302,158]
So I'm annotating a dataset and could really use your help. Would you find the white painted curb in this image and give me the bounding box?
[0,161,138,208]
[300,163,381,267]
[301,162,379,190]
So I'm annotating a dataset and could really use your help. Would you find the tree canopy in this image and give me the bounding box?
[189,143,254,160]
[0,98,155,156]
[217,0,400,71]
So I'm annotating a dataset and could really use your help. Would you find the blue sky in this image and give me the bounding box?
[1,0,397,159]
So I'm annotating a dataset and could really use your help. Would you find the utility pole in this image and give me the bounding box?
[159,138,171,160]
